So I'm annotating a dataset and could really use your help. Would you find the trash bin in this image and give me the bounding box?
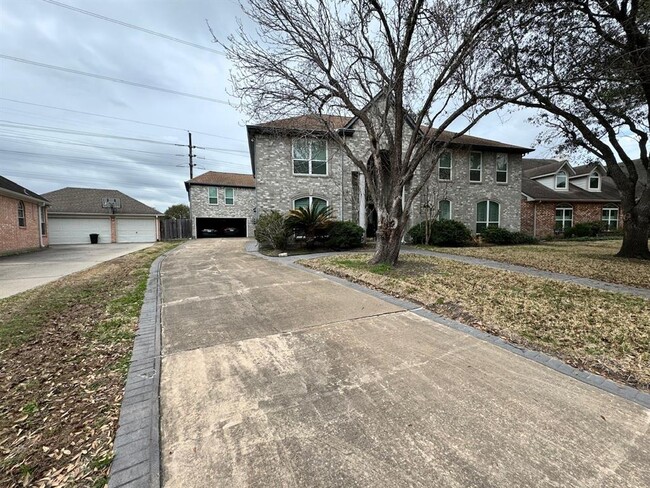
[89,233,99,244]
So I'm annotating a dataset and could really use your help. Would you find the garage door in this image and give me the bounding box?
[49,217,111,245]
[196,218,247,238]
[116,218,156,243]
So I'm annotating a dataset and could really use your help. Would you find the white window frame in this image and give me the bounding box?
[18,200,26,227]
[469,152,483,183]
[439,199,452,220]
[292,139,328,176]
[589,172,601,191]
[224,187,235,205]
[555,204,573,231]
[602,205,619,230]
[293,196,328,210]
[208,187,218,205]
[555,171,568,190]
[495,154,508,183]
[476,200,500,233]
[438,152,452,181]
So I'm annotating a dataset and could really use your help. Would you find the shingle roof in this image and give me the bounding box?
[421,127,531,152]
[185,171,255,189]
[42,187,161,215]
[522,158,571,178]
[0,175,49,203]
[522,178,621,202]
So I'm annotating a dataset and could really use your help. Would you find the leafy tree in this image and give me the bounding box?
[285,204,335,247]
[164,204,190,220]
[221,0,511,265]
[255,210,290,250]
[487,0,649,258]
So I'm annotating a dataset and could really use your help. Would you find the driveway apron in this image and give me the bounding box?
[160,239,649,488]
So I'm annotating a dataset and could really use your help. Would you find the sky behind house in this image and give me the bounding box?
[0,0,638,212]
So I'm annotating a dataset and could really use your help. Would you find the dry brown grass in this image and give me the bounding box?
[0,242,181,487]
[420,240,650,289]
[301,253,650,391]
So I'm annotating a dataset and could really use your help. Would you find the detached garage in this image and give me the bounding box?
[43,187,161,245]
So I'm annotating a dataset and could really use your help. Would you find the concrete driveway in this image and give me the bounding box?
[160,239,649,487]
[0,243,154,299]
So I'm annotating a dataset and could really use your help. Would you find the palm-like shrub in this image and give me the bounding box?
[286,204,334,247]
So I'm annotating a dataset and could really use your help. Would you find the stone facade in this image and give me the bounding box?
[521,200,621,238]
[252,120,524,235]
[189,185,256,237]
[0,195,49,255]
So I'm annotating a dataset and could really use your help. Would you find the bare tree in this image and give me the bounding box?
[487,0,649,258]
[221,0,509,265]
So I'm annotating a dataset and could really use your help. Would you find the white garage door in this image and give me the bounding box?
[116,218,156,243]
[49,217,111,245]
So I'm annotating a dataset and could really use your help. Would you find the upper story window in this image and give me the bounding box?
[469,152,482,182]
[589,172,600,190]
[225,188,235,205]
[293,139,327,176]
[208,187,218,204]
[439,200,452,220]
[18,201,26,227]
[496,154,508,183]
[476,200,499,233]
[438,152,452,181]
[555,170,568,189]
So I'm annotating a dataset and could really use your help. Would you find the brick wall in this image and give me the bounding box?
[189,185,256,237]
[0,195,48,255]
[520,200,621,238]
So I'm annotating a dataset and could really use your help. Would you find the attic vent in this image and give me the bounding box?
[102,197,121,209]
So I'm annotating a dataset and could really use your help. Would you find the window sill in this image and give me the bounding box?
[469,181,482,184]
[292,173,329,178]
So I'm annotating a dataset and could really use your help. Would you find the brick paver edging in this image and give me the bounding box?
[249,245,650,409]
[108,254,165,488]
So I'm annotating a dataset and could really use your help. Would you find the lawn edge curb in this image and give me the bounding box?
[250,247,650,410]
[108,253,165,488]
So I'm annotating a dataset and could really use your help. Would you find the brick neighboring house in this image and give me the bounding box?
[185,172,256,238]
[247,111,532,236]
[0,175,50,256]
[521,159,622,238]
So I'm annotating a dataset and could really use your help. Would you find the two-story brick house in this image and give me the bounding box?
[246,113,532,235]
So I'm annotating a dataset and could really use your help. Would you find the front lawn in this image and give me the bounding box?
[418,239,650,289]
[0,241,182,487]
[301,253,650,391]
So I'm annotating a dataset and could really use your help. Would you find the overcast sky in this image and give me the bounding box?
[0,1,634,212]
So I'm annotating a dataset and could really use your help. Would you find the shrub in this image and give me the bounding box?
[408,219,472,247]
[481,227,538,245]
[326,221,365,250]
[564,221,604,238]
[254,211,289,250]
[286,204,335,247]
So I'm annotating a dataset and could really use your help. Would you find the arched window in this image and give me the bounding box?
[17,201,26,227]
[555,204,573,231]
[293,196,327,211]
[476,200,499,233]
[438,200,452,220]
[555,170,568,189]
[602,205,619,230]
[589,172,601,190]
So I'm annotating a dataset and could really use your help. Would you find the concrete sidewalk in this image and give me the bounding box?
[160,239,649,488]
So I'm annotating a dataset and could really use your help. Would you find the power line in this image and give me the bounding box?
[40,0,226,56]
[0,54,230,104]
[0,97,245,142]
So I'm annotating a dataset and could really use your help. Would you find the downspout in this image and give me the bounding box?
[533,201,537,237]
[38,203,43,248]
[340,133,344,221]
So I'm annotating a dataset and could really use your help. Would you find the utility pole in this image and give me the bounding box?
[188,131,196,179]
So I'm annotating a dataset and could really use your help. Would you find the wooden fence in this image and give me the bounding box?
[160,218,192,240]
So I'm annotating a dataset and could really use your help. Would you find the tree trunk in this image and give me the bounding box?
[370,209,406,266]
[617,211,650,259]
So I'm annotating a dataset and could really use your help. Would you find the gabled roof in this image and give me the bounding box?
[522,159,576,178]
[571,162,603,177]
[42,187,161,215]
[184,171,255,191]
[0,175,49,204]
[522,175,621,203]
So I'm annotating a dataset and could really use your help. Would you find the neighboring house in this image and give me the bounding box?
[246,112,532,235]
[42,187,161,244]
[521,159,622,238]
[185,171,256,238]
[0,175,50,255]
